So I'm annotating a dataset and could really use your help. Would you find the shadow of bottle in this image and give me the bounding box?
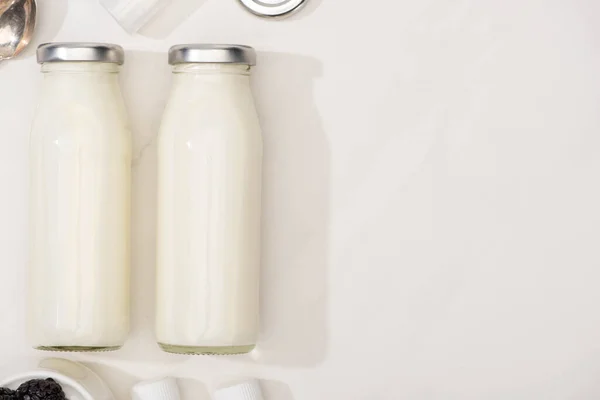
[249,52,331,367]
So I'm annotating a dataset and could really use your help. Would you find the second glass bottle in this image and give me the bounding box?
[156,44,264,355]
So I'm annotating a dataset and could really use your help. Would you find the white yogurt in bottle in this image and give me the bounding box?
[29,43,132,351]
[156,45,263,355]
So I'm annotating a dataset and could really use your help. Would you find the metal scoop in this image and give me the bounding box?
[0,0,37,61]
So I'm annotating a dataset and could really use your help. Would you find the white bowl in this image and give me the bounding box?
[0,358,114,400]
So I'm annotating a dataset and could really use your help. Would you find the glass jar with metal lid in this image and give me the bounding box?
[29,43,132,352]
[156,44,263,355]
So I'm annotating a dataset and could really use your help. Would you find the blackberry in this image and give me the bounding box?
[16,379,65,400]
[0,388,16,400]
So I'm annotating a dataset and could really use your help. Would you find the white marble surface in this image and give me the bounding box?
[1,0,600,398]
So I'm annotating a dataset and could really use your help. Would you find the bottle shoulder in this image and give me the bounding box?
[159,86,262,142]
[31,83,131,142]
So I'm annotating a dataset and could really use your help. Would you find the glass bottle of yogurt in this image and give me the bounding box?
[29,43,132,352]
[156,45,263,355]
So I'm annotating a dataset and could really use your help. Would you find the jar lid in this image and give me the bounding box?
[131,377,180,400]
[214,380,264,400]
[37,43,125,65]
[168,44,256,66]
[238,0,307,18]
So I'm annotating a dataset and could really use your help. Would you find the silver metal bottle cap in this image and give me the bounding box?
[238,0,307,18]
[37,43,125,65]
[168,44,256,66]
